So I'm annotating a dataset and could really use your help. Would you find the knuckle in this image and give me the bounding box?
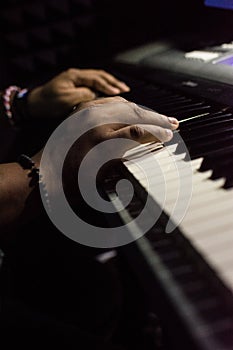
[77,100,93,110]
[93,79,101,89]
[115,96,127,102]
[160,113,168,122]
[67,68,78,75]
[94,76,102,83]
[131,103,144,119]
[130,125,144,139]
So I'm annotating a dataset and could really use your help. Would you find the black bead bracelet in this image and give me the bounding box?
[17,154,40,186]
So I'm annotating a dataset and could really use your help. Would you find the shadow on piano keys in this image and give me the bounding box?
[102,71,233,350]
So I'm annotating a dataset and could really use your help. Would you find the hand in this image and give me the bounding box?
[75,96,179,147]
[27,68,130,120]
[60,96,179,201]
[0,96,178,232]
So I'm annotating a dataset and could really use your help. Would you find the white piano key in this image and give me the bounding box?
[181,194,233,229]
[165,180,226,210]
[146,170,212,211]
[180,208,233,240]
[194,226,233,252]
[220,270,233,292]
[187,248,230,293]
[131,157,203,189]
[177,186,227,213]
[123,141,233,293]
[124,142,180,164]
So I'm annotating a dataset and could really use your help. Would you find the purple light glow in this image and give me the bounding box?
[205,0,233,10]
[216,55,233,66]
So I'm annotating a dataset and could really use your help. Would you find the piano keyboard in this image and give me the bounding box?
[103,72,233,349]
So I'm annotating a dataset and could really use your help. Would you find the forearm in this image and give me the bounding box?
[0,152,42,236]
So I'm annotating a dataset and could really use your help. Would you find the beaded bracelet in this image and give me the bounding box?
[17,154,51,211]
[17,154,40,187]
[2,86,29,126]
[2,86,21,125]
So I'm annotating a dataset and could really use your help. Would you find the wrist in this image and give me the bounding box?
[27,86,44,119]
[12,88,31,123]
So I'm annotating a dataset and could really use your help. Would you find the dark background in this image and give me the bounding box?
[1,0,233,88]
[1,0,233,161]
[1,2,233,349]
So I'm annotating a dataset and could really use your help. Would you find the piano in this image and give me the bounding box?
[101,1,233,349]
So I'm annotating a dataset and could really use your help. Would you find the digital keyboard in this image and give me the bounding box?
[103,63,233,349]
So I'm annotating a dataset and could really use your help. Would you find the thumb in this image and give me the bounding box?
[111,124,174,144]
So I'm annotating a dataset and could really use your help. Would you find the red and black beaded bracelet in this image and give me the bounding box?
[2,86,29,126]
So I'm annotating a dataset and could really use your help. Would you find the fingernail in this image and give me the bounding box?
[168,117,179,124]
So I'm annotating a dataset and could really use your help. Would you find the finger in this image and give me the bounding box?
[128,103,179,130]
[98,71,130,92]
[67,87,97,106]
[110,124,174,144]
[66,69,125,95]
[76,96,127,111]
[90,76,124,95]
[77,99,179,132]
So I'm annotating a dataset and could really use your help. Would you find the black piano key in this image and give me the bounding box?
[148,235,174,247]
[210,159,233,180]
[181,124,233,142]
[152,95,188,106]
[160,101,207,114]
[196,300,232,324]
[132,85,171,99]
[181,113,233,129]
[171,265,201,284]
[125,85,214,115]
[109,72,233,349]
[139,94,180,107]
[211,168,227,180]
[127,200,143,218]
[189,128,233,146]
[148,99,195,112]
[181,138,233,159]
[224,176,233,189]
[125,89,175,108]
[181,280,215,302]
[199,147,233,172]
[184,144,233,161]
[154,98,196,110]
[170,105,213,119]
[181,117,233,134]
[178,131,233,159]
[200,158,232,175]
[112,72,146,89]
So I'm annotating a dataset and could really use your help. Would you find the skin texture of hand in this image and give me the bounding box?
[0,96,178,236]
[75,96,179,148]
[27,68,130,120]
[61,96,179,203]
